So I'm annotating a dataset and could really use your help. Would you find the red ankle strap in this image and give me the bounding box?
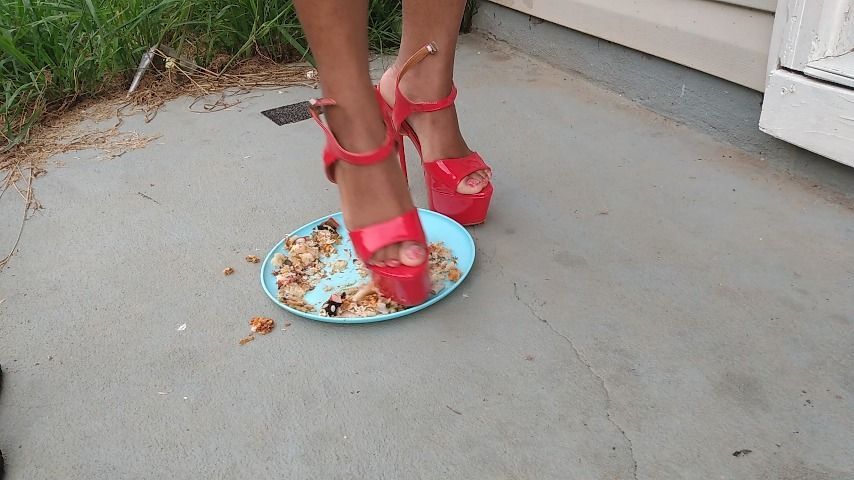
[309,93,398,182]
[392,42,458,131]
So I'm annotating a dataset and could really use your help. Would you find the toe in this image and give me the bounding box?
[457,173,489,195]
[399,241,426,267]
[371,247,389,267]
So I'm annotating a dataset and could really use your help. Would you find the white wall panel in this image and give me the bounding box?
[488,0,775,90]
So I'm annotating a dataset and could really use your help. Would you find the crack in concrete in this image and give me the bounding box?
[513,282,639,480]
[137,192,160,205]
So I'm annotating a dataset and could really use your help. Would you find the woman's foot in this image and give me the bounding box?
[379,66,491,195]
[323,103,426,268]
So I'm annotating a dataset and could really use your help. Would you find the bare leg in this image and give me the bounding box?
[294,0,425,267]
[379,0,491,195]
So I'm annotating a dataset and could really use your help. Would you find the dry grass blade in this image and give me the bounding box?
[0,165,40,271]
[124,50,315,120]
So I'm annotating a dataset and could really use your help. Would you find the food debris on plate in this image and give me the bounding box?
[273,218,342,313]
[428,242,462,292]
[249,316,275,334]
[270,217,463,318]
[323,284,399,318]
[322,293,346,316]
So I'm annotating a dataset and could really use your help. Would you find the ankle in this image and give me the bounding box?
[325,106,387,153]
[388,61,454,102]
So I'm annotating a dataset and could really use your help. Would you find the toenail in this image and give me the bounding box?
[466,178,480,187]
[405,245,425,259]
[387,259,400,267]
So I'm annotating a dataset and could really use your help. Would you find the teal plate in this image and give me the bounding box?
[261,208,475,324]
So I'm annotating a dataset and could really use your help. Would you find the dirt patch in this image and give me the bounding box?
[0,53,317,271]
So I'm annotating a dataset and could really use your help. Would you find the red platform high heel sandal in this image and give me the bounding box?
[308,95,431,306]
[386,42,493,226]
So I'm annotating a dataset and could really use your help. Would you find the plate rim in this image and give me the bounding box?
[260,208,475,324]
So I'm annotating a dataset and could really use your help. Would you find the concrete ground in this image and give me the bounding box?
[1,34,852,480]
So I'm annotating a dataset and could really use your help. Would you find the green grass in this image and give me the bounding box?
[1,0,410,151]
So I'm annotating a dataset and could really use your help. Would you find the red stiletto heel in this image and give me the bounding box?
[385,42,493,226]
[308,94,430,306]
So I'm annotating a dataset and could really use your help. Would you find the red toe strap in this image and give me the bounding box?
[423,152,490,191]
[348,209,426,261]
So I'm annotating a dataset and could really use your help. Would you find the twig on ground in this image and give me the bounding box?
[0,166,38,271]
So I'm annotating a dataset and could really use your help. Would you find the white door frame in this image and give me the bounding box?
[759,0,854,165]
